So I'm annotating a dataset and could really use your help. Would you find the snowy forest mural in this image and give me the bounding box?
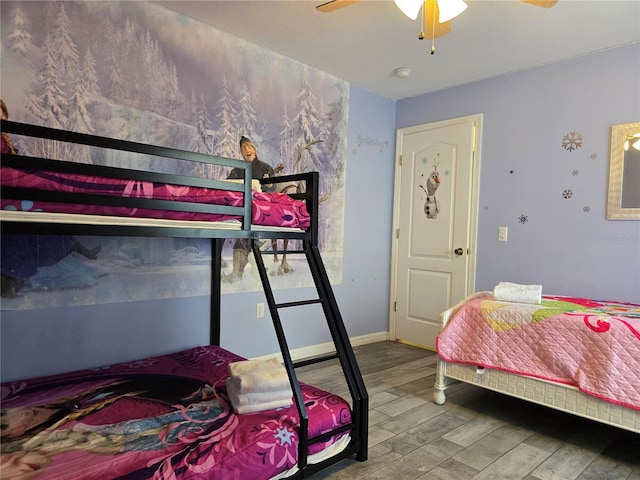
[0,1,349,309]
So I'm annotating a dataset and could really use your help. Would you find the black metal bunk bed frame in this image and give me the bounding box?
[0,120,368,479]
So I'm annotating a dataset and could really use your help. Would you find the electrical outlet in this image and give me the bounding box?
[256,303,265,318]
[498,227,508,242]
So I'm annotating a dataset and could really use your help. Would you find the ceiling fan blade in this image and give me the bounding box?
[520,0,558,8]
[316,0,359,13]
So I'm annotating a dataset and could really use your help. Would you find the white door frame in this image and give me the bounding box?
[389,114,482,342]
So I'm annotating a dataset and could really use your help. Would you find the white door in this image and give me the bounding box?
[391,115,481,349]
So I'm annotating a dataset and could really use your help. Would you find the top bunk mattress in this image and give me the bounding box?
[0,345,351,480]
[0,166,311,230]
[0,121,316,237]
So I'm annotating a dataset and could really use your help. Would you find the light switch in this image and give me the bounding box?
[498,227,508,242]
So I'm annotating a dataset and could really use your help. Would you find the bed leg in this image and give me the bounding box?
[433,357,447,405]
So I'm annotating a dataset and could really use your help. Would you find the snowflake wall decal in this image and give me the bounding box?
[572,170,579,176]
[583,206,590,213]
[562,131,583,152]
[590,153,598,160]
[562,189,573,199]
[518,214,528,224]
[422,152,441,165]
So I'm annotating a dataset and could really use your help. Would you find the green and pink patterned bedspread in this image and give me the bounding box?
[437,292,640,410]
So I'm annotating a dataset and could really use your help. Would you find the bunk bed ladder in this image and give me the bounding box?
[252,240,369,478]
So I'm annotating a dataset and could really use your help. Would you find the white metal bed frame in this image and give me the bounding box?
[433,297,640,434]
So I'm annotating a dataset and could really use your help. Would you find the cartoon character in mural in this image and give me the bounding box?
[419,160,441,219]
[0,99,103,298]
[222,136,285,283]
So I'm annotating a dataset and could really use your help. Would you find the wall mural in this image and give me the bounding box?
[0,1,349,309]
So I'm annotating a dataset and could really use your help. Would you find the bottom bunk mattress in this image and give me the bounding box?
[436,292,640,411]
[0,346,351,480]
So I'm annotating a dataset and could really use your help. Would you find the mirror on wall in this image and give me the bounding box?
[607,121,640,220]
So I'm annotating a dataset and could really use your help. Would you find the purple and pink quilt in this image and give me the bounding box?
[0,166,310,230]
[437,292,640,410]
[0,346,350,479]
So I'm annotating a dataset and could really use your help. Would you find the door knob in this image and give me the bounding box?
[454,248,464,256]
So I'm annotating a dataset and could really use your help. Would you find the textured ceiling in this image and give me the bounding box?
[156,0,640,100]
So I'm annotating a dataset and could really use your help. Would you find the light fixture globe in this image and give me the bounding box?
[395,0,468,23]
[393,67,411,78]
[394,0,424,20]
[438,0,468,23]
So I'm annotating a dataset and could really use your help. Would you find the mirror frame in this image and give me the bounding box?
[606,121,640,220]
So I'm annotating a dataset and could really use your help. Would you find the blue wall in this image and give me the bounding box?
[397,43,640,303]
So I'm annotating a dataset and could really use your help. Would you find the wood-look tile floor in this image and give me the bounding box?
[296,341,640,480]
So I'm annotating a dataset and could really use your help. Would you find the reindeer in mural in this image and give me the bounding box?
[268,139,323,276]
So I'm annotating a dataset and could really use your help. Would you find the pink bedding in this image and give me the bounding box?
[0,345,350,479]
[0,166,310,229]
[436,292,640,410]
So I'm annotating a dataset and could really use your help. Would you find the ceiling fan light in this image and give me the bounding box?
[394,0,424,20]
[437,0,468,23]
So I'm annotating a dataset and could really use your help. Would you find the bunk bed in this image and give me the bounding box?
[433,291,640,434]
[0,120,369,479]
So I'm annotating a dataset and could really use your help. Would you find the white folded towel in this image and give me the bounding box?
[226,378,291,405]
[493,282,542,304]
[227,384,292,407]
[226,372,290,395]
[227,358,291,394]
[228,357,283,377]
[226,378,292,414]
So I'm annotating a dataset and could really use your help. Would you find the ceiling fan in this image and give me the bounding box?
[317,0,558,43]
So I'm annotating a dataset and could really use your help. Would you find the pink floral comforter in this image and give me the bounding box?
[0,346,350,479]
[0,166,310,229]
[437,292,640,410]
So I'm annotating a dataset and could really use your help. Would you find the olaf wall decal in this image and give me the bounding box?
[420,159,441,219]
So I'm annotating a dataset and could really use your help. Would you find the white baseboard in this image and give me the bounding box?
[254,331,389,363]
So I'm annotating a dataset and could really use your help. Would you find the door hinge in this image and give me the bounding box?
[396,228,400,239]
[399,154,402,166]
[394,301,397,312]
